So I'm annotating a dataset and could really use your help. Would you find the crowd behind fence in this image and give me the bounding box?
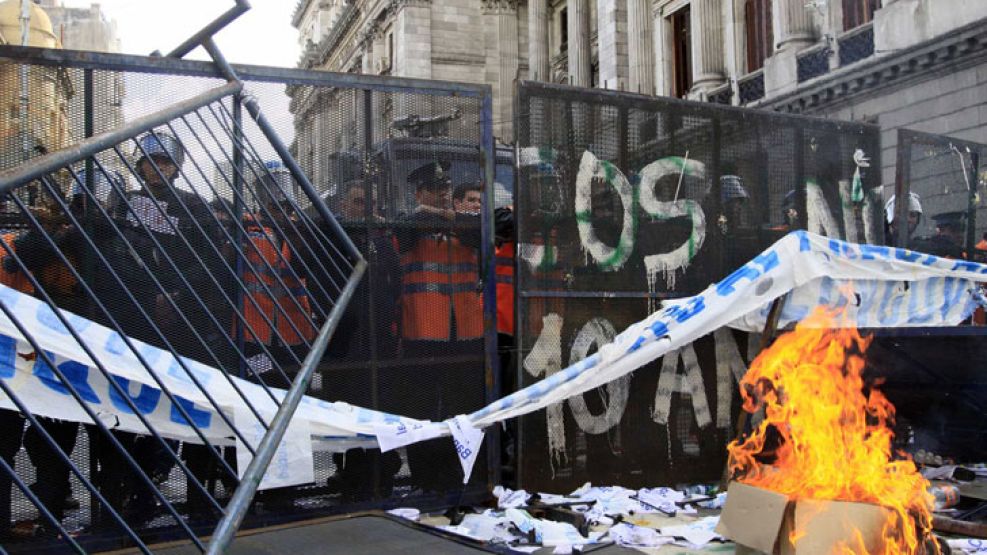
[0,46,496,553]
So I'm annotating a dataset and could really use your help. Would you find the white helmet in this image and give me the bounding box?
[884,192,922,225]
[494,181,512,209]
[257,160,296,205]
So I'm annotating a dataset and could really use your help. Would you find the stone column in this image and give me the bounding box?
[567,0,591,87]
[482,0,519,140]
[394,0,432,79]
[690,0,726,91]
[627,0,655,94]
[528,0,550,81]
[597,0,628,90]
[776,0,816,51]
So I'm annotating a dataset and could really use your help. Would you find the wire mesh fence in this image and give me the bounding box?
[894,129,987,259]
[513,81,882,492]
[0,46,496,553]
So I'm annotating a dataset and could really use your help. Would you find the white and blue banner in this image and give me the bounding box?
[467,231,987,428]
[0,231,985,484]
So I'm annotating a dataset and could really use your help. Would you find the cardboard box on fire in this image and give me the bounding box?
[715,482,892,554]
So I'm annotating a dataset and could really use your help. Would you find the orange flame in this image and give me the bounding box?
[727,308,934,554]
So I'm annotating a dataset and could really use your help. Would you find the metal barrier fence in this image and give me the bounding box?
[0,43,496,553]
[866,128,987,464]
[894,129,987,256]
[513,81,882,492]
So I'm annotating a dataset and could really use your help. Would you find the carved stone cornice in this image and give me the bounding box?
[762,17,987,114]
[481,0,519,15]
[390,0,431,9]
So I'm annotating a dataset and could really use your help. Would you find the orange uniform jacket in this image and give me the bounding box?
[241,219,317,346]
[400,233,483,341]
[495,242,514,336]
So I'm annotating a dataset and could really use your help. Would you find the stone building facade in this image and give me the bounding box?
[37,0,125,144]
[292,0,987,169]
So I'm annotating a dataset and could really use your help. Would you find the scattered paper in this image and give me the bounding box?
[387,508,420,521]
[372,419,444,452]
[446,415,484,484]
[948,538,987,554]
[608,522,674,549]
[660,516,722,548]
[494,486,531,509]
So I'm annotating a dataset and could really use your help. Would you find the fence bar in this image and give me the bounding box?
[201,38,363,264]
[167,0,251,59]
[0,81,241,193]
[206,259,366,554]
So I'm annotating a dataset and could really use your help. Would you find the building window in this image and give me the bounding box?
[842,0,879,31]
[670,6,692,98]
[560,7,568,49]
[745,0,773,72]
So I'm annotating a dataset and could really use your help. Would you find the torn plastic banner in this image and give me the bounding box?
[0,282,442,451]
[1,231,985,472]
[468,231,987,429]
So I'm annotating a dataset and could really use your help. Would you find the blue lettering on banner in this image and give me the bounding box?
[32,353,101,403]
[0,285,20,309]
[922,255,937,267]
[855,282,880,328]
[794,230,811,252]
[716,265,760,297]
[666,297,706,324]
[109,375,162,415]
[104,332,126,356]
[166,358,212,387]
[818,278,834,306]
[715,250,779,297]
[36,303,90,335]
[894,248,923,263]
[907,279,936,324]
[0,335,15,379]
[829,239,857,260]
[952,260,984,274]
[454,439,472,460]
[876,281,905,326]
[860,244,890,261]
[940,277,967,321]
[169,396,211,428]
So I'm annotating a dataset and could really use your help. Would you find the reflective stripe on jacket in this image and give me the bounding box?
[400,233,482,341]
[0,232,33,294]
[495,242,514,336]
[241,219,316,346]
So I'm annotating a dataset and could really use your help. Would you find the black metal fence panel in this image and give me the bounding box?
[514,81,881,492]
[0,46,496,553]
[894,129,987,259]
[874,129,987,463]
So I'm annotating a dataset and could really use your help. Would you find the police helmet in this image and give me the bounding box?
[884,192,923,225]
[720,175,749,202]
[134,132,185,167]
[256,160,296,206]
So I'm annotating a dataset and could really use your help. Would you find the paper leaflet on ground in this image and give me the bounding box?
[2,231,986,471]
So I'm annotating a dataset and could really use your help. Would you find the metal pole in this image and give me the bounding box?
[894,130,911,249]
[200,38,364,264]
[0,81,242,192]
[480,89,500,490]
[167,0,251,59]
[206,260,367,554]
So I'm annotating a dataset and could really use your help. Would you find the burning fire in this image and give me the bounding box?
[727,308,934,554]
